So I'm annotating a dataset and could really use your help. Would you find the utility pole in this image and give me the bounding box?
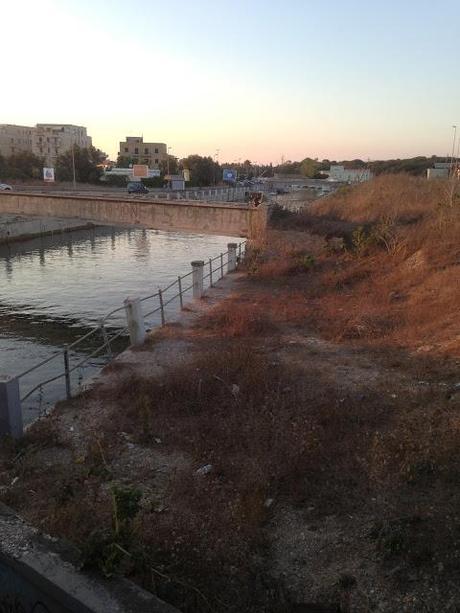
[167,146,172,175]
[450,125,457,174]
[71,128,76,190]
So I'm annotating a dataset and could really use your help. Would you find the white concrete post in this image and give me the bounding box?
[191,260,204,299]
[124,297,146,346]
[0,376,23,439]
[227,243,238,272]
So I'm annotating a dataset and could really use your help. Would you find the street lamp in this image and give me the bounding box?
[167,146,172,176]
[71,128,77,190]
[450,125,457,173]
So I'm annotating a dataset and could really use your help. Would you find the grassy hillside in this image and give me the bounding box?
[289,174,460,355]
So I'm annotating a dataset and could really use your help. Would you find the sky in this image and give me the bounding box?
[2,0,460,163]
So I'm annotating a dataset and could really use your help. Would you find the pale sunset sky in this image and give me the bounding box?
[2,0,459,163]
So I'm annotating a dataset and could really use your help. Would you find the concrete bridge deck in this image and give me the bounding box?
[0,191,266,238]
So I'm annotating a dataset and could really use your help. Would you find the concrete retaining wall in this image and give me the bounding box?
[0,503,178,612]
[0,192,267,238]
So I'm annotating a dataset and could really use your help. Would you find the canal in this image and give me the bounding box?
[0,225,236,424]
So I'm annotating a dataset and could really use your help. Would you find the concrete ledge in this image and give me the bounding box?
[0,191,267,237]
[0,503,178,612]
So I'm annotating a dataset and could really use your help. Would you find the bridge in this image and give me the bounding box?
[0,190,267,238]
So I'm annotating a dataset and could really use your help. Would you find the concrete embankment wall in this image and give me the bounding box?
[0,503,178,612]
[0,192,266,238]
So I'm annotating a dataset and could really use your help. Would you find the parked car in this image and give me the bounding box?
[0,183,12,191]
[127,182,149,194]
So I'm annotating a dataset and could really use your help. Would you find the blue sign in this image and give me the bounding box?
[223,168,237,182]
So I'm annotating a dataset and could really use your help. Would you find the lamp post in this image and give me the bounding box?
[214,148,220,185]
[167,146,172,175]
[450,125,457,174]
[71,128,76,190]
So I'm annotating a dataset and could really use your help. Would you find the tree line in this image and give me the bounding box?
[1,148,450,186]
[0,146,106,183]
[275,155,452,178]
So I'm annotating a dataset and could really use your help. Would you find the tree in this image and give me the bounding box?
[160,155,179,176]
[116,155,133,168]
[55,146,106,183]
[181,154,220,187]
[300,157,319,178]
[4,152,44,180]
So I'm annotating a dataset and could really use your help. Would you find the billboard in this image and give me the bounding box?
[223,168,237,182]
[132,164,149,178]
[183,168,190,182]
[147,169,161,178]
[43,167,55,182]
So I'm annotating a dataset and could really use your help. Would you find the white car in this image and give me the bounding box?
[0,183,12,191]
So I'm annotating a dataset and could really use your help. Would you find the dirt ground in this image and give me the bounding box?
[1,224,460,612]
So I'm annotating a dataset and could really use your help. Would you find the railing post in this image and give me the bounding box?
[178,275,183,309]
[209,258,213,287]
[100,320,112,360]
[0,376,23,439]
[123,297,146,346]
[63,346,72,400]
[158,288,166,326]
[220,253,224,278]
[227,242,238,272]
[191,260,204,299]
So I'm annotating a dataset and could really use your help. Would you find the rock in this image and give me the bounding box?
[195,464,213,476]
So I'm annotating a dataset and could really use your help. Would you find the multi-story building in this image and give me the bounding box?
[32,124,92,166]
[118,136,167,168]
[0,124,34,157]
[0,123,92,166]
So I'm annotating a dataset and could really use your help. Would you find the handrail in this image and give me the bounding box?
[17,239,249,405]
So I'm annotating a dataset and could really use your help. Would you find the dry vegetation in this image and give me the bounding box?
[1,174,460,612]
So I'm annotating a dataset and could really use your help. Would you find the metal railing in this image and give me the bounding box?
[15,240,247,409]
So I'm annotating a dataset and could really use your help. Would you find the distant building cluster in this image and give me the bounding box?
[0,123,92,167]
[327,165,372,183]
[426,162,451,180]
[118,136,167,168]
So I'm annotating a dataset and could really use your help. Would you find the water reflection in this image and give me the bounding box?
[0,225,235,423]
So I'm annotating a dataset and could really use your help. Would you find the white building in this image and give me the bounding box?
[0,123,92,166]
[327,165,372,183]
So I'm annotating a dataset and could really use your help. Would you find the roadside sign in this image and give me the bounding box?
[223,168,237,182]
[43,167,55,182]
[132,164,149,178]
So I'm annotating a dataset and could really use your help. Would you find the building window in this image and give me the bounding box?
[134,148,139,154]
[154,148,158,153]
[144,148,149,154]
[155,159,159,164]
[124,147,128,153]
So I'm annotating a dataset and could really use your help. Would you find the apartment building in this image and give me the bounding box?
[32,124,92,166]
[0,124,34,157]
[119,136,167,168]
[0,123,92,166]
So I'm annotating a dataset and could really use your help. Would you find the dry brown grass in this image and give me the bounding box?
[266,175,460,356]
[312,173,459,223]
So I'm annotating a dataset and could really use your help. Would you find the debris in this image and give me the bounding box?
[264,498,274,508]
[195,464,213,476]
[231,384,240,396]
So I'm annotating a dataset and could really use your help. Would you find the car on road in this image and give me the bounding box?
[0,183,12,191]
[127,182,149,194]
